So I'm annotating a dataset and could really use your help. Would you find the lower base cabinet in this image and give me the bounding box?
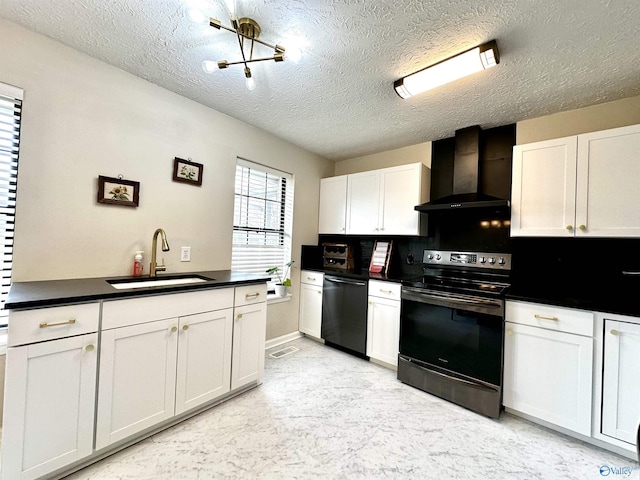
[503,301,593,437]
[298,271,323,339]
[2,283,267,479]
[231,302,267,390]
[601,318,640,444]
[2,333,98,480]
[366,280,401,367]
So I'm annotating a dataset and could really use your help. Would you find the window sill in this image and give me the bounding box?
[267,293,292,305]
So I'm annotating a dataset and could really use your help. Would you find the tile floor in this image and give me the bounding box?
[65,337,638,480]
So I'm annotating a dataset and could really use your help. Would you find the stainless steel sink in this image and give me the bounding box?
[107,274,213,290]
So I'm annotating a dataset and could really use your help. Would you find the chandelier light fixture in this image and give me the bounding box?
[394,40,500,99]
[193,7,300,91]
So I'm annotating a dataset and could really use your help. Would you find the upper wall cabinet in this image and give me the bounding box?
[511,124,640,237]
[319,175,348,234]
[321,163,429,236]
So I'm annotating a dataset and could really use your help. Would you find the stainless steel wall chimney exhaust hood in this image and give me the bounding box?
[415,126,510,213]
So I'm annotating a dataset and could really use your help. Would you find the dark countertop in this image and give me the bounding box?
[301,268,406,283]
[507,278,640,318]
[5,270,271,310]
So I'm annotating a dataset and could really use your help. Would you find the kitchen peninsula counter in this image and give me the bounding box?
[5,270,270,310]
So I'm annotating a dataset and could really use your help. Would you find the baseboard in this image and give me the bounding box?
[265,331,303,350]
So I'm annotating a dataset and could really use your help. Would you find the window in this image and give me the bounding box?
[0,83,23,328]
[231,159,294,280]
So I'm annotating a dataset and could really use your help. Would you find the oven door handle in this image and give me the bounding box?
[402,287,502,309]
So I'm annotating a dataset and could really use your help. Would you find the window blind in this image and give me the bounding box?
[0,84,23,328]
[231,159,294,278]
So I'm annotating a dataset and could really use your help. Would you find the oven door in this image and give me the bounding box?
[400,287,504,387]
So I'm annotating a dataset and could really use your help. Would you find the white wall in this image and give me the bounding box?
[0,19,333,340]
[516,94,640,144]
[334,142,431,176]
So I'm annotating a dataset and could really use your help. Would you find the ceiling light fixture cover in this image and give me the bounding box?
[197,11,290,90]
[394,40,500,99]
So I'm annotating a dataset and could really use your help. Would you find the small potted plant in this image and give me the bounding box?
[266,261,294,297]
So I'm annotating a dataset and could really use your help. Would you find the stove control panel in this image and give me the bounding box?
[422,250,511,270]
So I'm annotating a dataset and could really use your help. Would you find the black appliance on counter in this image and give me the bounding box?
[398,249,511,418]
[321,275,368,357]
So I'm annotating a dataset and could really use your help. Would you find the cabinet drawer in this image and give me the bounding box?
[506,300,593,336]
[234,284,268,307]
[368,280,401,301]
[102,288,234,330]
[8,302,100,347]
[300,270,324,287]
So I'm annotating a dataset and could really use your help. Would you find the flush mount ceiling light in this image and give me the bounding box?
[194,8,299,91]
[394,40,500,99]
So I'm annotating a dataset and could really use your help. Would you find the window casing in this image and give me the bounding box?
[0,83,23,328]
[231,159,294,279]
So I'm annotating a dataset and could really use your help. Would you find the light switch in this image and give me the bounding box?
[180,246,191,262]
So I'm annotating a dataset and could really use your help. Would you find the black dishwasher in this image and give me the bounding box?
[321,275,368,357]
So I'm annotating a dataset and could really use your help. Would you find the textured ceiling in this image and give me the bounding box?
[1,0,640,161]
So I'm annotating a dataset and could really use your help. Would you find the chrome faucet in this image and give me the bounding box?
[150,228,170,277]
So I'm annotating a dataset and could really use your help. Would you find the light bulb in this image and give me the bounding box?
[187,8,207,24]
[202,61,217,74]
[286,47,302,63]
[245,76,256,91]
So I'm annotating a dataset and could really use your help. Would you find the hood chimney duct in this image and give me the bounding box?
[453,126,481,195]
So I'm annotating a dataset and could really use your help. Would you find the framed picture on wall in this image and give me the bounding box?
[172,157,203,186]
[97,175,140,207]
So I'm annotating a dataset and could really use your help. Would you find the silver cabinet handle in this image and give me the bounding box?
[534,314,558,321]
[40,318,76,328]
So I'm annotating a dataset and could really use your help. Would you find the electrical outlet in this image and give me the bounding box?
[180,246,191,262]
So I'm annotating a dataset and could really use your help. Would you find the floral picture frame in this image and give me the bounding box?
[172,157,203,186]
[97,175,140,207]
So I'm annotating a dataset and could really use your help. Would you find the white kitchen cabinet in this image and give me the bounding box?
[503,301,593,436]
[601,318,640,445]
[344,163,429,235]
[575,125,640,237]
[175,309,234,415]
[2,333,98,480]
[346,170,381,234]
[231,302,267,390]
[512,123,640,237]
[298,270,324,339]
[97,286,265,450]
[96,318,179,450]
[511,136,577,236]
[319,176,347,234]
[366,280,401,367]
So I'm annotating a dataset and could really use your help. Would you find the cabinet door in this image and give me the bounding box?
[366,297,400,366]
[175,309,234,415]
[96,319,178,450]
[511,137,578,237]
[503,322,592,435]
[602,320,640,444]
[231,302,267,390]
[379,164,424,235]
[2,334,97,480]
[319,176,348,234]
[576,124,640,237]
[346,170,381,234]
[299,282,323,339]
